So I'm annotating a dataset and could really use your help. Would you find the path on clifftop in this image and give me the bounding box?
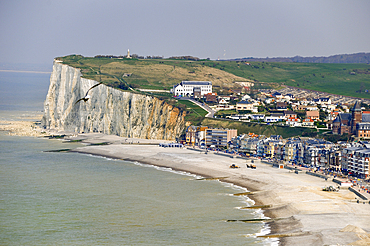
[179,97,215,118]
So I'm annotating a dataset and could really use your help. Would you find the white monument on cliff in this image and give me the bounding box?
[126,49,131,58]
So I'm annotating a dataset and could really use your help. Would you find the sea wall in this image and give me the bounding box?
[41,60,185,140]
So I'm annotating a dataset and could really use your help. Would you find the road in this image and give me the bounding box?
[178,97,215,118]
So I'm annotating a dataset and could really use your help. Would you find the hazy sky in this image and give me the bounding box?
[1,0,369,66]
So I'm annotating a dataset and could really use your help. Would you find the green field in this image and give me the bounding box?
[201,118,317,139]
[207,60,370,98]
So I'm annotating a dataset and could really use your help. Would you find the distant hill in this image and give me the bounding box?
[231,52,370,64]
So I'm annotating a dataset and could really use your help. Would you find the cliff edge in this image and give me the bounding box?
[41,60,185,140]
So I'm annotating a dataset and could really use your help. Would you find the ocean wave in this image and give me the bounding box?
[243,223,279,245]
[132,161,204,179]
[78,153,121,162]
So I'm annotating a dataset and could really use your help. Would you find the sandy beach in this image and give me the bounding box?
[2,118,370,245]
[65,133,370,246]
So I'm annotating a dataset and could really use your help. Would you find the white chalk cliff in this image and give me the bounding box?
[42,60,186,140]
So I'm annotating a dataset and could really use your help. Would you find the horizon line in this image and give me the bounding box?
[0,69,51,74]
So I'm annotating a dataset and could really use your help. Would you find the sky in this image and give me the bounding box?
[0,0,369,69]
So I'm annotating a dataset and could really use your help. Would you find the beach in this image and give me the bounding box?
[2,118,370,245]
[66,133,370,246]
[1,132,272,245]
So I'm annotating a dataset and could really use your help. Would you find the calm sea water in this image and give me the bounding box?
[0,71,277,245]
[0,71,50,111]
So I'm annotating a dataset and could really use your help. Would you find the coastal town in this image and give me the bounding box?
[3,1,370,245]
[172,80,370,194]
[2,72,370,246]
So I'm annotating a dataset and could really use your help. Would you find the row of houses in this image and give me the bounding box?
[234,135,369,179]
[185,125,369,179]
[263,91,334,111]
[224,111,316,127]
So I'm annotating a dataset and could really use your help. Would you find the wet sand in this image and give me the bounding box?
[0,120,44,137]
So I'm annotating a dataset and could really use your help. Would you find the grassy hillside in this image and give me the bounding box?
[57,55,250,92]
[209,60,370,98]
[58,55,370,99]
[201,118,316,139]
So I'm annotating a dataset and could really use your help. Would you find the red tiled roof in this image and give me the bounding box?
[287,117,300,122]
[303,118,314,122]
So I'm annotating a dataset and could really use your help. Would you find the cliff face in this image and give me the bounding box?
[42,60,186,140]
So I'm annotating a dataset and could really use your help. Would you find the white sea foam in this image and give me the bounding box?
[243,223,279,245]
[257,223,280,246]
[80,153,121,162]
[132,161,204,179]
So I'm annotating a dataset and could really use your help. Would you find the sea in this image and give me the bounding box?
[0,70,277,245]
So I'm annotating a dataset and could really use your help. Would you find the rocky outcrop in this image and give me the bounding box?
[41,60,185,140]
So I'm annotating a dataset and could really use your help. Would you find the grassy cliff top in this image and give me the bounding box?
[57,54,370,99]
[56,55,251,92]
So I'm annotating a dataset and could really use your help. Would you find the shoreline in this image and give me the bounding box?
[67,135,370,246]
[70,147,279,243]
[2,118,370,245]
[69,146,293,225]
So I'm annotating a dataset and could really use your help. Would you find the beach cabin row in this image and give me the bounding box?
[159,143,184,148]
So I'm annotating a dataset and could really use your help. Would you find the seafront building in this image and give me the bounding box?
[347,148,370,178]
[262,140,282,158]
[185,125,208,146]
[204,128,237,148]
[254,135,283,159]
[184,126,237,148]
[342,147,361,173]
[342,142,370,178]
[283,138,303,163]
[239,137,260,155]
